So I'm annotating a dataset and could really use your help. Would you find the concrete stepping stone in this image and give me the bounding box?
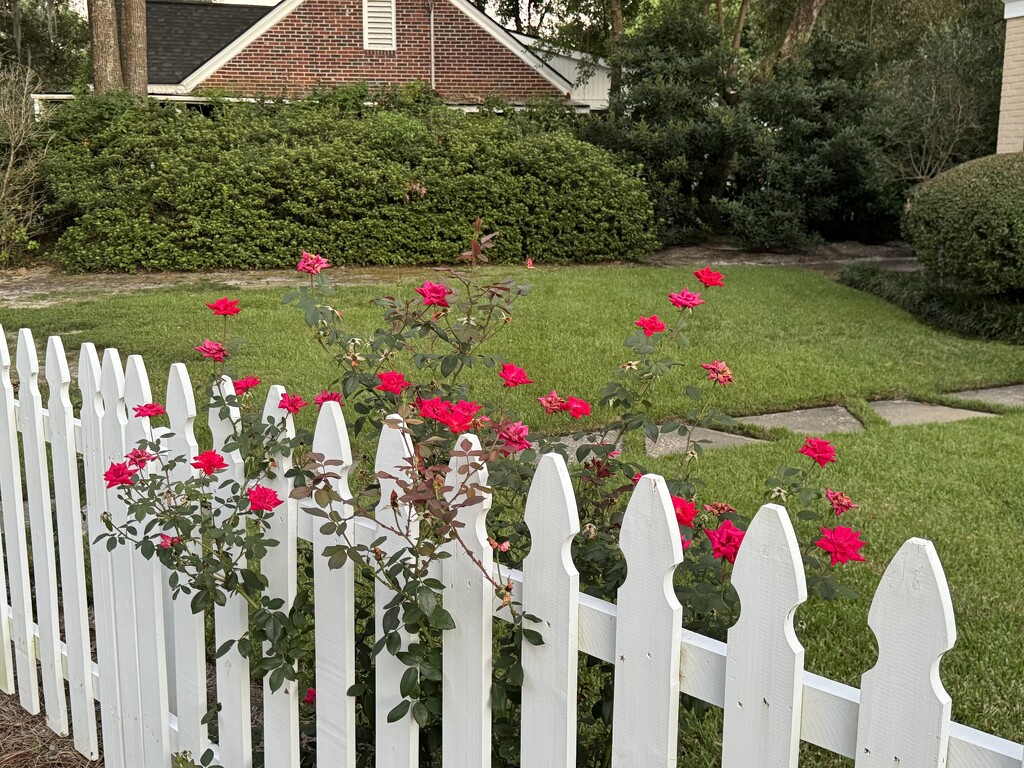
[545,434,623,462]
[947,384,1024,408]
[738,406,862,435]
[645,426,763,458]
[869,399,997,426]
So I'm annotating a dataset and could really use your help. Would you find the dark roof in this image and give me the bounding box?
[146,0,273,84]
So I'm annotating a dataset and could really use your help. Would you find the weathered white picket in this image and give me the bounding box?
[0,328,1022,768]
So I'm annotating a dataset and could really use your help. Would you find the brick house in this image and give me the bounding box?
[1000,0,1024,151]
[138,0,610,109]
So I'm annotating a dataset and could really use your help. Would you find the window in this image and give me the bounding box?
[363,0,396,50]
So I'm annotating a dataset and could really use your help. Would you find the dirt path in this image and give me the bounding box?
[0,242,918,309]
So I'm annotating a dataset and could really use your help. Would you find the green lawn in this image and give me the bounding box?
[3,263,1024,759]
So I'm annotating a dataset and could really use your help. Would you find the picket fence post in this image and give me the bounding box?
[79,342,127,768]
[0,325,39,713]
[722,503,807,768]
[163,363,210,758]
[209,376,253,768]
[611,474,685,767]
[520,452,581,768]
[442,433,493,768]
[45,335,99,758]
[16,329,69,735]
[856,538,957,767]
[310,399,357,768]
[374,415,419,767]
[261,384,301,768]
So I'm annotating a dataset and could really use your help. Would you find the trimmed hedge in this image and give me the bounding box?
[839,265,1024,344]
[903,153,1024,297]
[42,87,658,272]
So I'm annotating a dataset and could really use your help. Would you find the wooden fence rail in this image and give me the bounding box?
[0,327,1021,767]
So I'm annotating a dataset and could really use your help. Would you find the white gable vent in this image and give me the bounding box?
[363,0,396,50]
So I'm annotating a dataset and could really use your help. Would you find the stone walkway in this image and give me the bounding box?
[634,384,1024,458]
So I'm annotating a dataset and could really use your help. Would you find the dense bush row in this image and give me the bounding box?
[41,86,658,272]
[903,153,1024,298]
[840,265,1024,345]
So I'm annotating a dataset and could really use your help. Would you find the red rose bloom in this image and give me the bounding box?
[707,519,745,564]
[159,534,182,549]
[195,340,228,363]
[497,421,531,454]
[297,251,330,275]
[669,289,704,309]
[565,397,591,419]
[313,390,343,409]
[799,437,837,468]
[104,462,137,489]
[537,390,567,414]
[192,450,228,476]
[233,376,262,396]
[694,266,725,287]
[206,297,241,316]
[498,363,533,388]
[700,360,734,386]
[303,688,316,705]
[671,496,697,527]
[278,392,308,414]
[126,449,156,470]
[247,485,283,512]
[815,526,866,566]
[415,281,452,308]
[133,402,166,418]
[826,488,858,516]
[375,371,411,394]
[635,315,667,337]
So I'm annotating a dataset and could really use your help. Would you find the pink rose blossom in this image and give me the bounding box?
[192,450,228,476]
[297,251,330,275]
[694,266,725,287]
[233,376,261,396]
[799,437,837,468]
[415,281,452,308]
[159,534,182,549]
[133,402,166,418]
[707,519,745,564]
[205,297,241,316]
[815,526,866,566]
[497,421,532,454]
[526,258,535,269]
[498,363,533,388]
[376,371,411,394]
[537,390,567,414]
[826,488,858,516]
[278,392,308,414]
[125,448,156,469]
[635,315,667,336]
[700,360,734,386]
[668,289,704,309]
[247,485,283,512]
[303,688,316,705]
[104,462,136,488]
[498,540,511,552]
[195,339,228,363]
[313,390,343,409]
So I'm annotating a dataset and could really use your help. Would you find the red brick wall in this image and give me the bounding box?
[199,0,567,102]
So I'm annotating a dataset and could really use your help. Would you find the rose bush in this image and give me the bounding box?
[102,229,866,767]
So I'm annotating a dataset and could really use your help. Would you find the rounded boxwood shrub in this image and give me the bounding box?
[41,88,658,272]
[903,153,1024,296]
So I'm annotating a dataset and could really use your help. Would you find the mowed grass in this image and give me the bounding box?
[3,263,1024,759]
[3,264,1024,427]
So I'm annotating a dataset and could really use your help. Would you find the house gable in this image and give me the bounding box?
[191,0,570,103]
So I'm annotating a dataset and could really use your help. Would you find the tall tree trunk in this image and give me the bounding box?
[119,0,148,97]
[89,0,124,93]
[608,0,625,101]
[778,0,829,59]
[12,0,22,61]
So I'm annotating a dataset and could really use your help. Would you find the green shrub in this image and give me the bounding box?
[41,87,658,272]
[903,153,1024,297]
[840,264,1024,344]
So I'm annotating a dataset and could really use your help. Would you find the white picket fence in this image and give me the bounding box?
[0,325,1022,767]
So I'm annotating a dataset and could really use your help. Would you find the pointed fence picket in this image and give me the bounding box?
[309,399,357,768]
[0,326,39,714]
[441,434,493,768]
[520,453,580,768]
[209,376,253,768]
[856,538,957,767]
[374,415,420,768]
[611,475,685,767]
[0,330,1023,768]
[16,329,68,736]
[124,355,173,766]
[722,504,807,768]
[46,335,98,758]
[261,385,301,768]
